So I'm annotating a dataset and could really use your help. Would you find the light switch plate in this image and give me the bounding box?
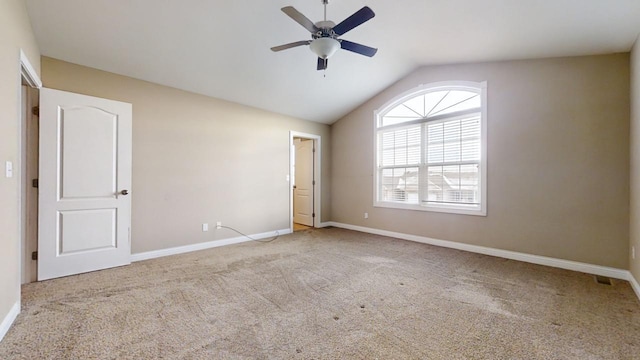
[5,161,13,178]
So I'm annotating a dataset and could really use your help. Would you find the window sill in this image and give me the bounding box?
[373,201,487,216]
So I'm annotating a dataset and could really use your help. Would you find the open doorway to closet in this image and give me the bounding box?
[20,84,39,284]
[19,51,41,284]
[290,131,321,232]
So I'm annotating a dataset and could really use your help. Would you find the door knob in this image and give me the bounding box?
[120,190,129,195]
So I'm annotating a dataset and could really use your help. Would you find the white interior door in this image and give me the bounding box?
[38,88,132,281]
[293,139,313,226]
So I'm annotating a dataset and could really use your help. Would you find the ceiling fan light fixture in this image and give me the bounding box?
[310,38,340,59]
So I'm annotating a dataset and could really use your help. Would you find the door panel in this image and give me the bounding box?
[60,107,117,199]
[58,209,116,254]
[38,88,132,281]
[294,139,313,226]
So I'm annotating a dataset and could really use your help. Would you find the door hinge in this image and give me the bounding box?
[31,251,38,260]
[312,180,316,186]
[32,178,38,188]
[312,213,316,218]
[313,148,316,153]
[32,106,39,116]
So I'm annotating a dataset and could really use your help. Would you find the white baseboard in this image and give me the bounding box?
[326,222,629,280]
[0,301,20,343]
[628,272,640,300]
[131,228,291,262]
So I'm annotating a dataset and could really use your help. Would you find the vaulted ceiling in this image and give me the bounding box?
[26,0,640,124]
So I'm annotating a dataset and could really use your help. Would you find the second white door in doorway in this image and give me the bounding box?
[294,138,313,227]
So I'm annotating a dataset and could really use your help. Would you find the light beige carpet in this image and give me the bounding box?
[1,227,639,359]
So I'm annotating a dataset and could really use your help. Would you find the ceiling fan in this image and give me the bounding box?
[271,0,378,71]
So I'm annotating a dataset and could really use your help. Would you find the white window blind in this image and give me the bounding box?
[425,115,480,205]
[374,82,487,215]
[378,126,421,203]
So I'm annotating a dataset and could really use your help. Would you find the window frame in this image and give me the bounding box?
[373,81,488,216]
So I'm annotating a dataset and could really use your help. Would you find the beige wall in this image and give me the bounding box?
[0,0,40,331]
[42,57,330,254]
[631,37,640,282]
[331,54,630,269]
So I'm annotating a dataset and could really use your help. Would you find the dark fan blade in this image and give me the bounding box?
[332,6,375,36]
[282,6,319,33]
[317,57,328,71]
[340,40,378,57]
[271,40,311,52]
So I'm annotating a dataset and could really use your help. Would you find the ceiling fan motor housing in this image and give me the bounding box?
[313,21,337,39]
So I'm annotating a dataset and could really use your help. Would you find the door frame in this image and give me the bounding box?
[18,50,42,287]
[289,131,321,232]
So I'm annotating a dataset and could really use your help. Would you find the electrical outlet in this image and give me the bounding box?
[364,212,368,219]
[633,246,636,260]
[202,223,208,232]
[216,221,222,229]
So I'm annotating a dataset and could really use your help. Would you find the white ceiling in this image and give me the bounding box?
[26,0,640,124]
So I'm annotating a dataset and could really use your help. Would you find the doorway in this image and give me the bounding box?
[20,85,39,284]
[19,51,42,284]
[290,131,321,232]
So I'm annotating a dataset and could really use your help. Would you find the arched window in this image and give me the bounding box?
[374,81,487,215]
